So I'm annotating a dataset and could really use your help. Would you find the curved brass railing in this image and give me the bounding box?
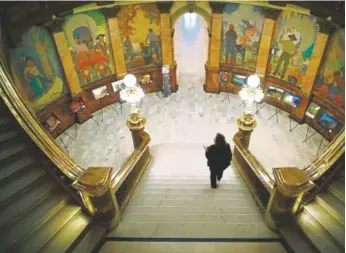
[111,131,151,191]
[0,43,84,181]
[233,132,274,191]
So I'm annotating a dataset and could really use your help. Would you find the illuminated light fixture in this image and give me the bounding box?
[120,74,145,114]
[184,12,197,29]
[239,74,264,115]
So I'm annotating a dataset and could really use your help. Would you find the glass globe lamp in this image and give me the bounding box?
[120,74,145,114]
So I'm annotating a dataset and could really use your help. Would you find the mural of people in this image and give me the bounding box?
[10,26,68,112]
[314,29,345,110]
[63,9,115,86]
[221,3,264,71]
[118,3,162,70]
[268,11,318,93]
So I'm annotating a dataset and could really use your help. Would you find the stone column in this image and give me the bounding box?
[48,19,82,96]
[265,167,313,231]
[73,167,120,228]
[205,3,225,93]
[293,19,336,120]
[103,7,127,78]
[126,112,147,149]
[158,2,177,92]
[255,9,281,77]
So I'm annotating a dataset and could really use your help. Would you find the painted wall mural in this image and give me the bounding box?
[314,28,345,110]
[118,3,162,70]
[63,9,115,86]
[10,26,68,112]
[267,11,318,94]
[220,3,265,71]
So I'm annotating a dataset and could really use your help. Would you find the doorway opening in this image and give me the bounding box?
[173,13,209,85]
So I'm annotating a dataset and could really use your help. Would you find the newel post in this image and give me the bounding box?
[73,167,120,229]
[126,113,147,149]
[265,167,314,231]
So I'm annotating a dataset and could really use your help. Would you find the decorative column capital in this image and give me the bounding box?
[102,6,121,19]
[157,2,173,14]
[209,2,226,14]
[262,8,281,20]
[317,18,338,35]
[44,17,65,33]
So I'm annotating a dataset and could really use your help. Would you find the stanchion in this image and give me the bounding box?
[268,106,279,123]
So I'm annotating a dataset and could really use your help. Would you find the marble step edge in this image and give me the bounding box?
[4,192,69,253]
[0,173,47,209]
[297,211,343,253]
[316,193,345,225]
[16,205,83,253]
[279,224,317,253]
[0,181,58,231]
[0,155,36,185]
[328,180,345,203]
[303,203,344,248]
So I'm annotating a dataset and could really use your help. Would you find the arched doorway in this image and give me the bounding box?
[173,13,209,85]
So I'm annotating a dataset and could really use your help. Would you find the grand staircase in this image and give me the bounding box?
[99,144,288,253]
[0,100,105,253]
[295,168,345,253]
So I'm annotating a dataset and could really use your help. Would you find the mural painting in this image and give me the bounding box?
[10,26,68,112]
[314,28,345,110]
[118,3,162,70]
[63,9,115,86]
[220,3,265,71]
[267,11,318,94]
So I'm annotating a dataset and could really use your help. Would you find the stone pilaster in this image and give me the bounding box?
[158,2,177,92]
[48,19,82,96]
[255,9,281,77]
[205,2,225,93]
[104,7,127,78]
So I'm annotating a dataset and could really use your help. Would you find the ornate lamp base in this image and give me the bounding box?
[126,112,147,131]
[237,113,257,131]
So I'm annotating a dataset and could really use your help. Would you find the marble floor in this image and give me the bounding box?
[56,13,326,176]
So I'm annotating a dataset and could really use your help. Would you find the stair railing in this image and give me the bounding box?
[232,118,345,231]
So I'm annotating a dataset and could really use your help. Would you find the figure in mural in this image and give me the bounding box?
[273,33,298,79]
[221,3,264,71]
[63,9,115,86]
[72,31,92,83]
[10,26,67,112]
[118,3,162,69]
[145,28,161,63]
[225,24,238,65]
[24,56,47,98]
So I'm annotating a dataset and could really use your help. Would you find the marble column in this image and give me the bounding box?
[293,19,336,120]
[103,7,127,78]
[255,9,281,77]
[205,3,225,93]
[48,19,82,96]
[158,3,177,92]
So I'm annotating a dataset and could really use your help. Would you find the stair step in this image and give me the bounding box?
[316,192,345,225]
[279,225,316,253]
[0,167,46,206]
[16,205,84,253]
[0,117,11,127]
[328,179,345,202]
[1,190,68,252]
[0,178,56,230]
[0,155,36,184]
[40,211,89,253]
[71,224,107,253]
[0,143,26,163]
[297,211,342,253]
[99,241,287,253]
[304,202,344,247]
[0,130,18,144]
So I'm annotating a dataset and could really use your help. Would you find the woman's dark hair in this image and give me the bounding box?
[214,133,226,147]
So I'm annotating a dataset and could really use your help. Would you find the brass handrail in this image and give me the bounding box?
[0,42,84,181]
[233,132,274,192]
[303,128,345,180]
[111,131,151,191]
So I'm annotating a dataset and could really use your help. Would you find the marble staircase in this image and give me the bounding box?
[100,143,287,253]
[295,169,345,253]
[0,100,106,253]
